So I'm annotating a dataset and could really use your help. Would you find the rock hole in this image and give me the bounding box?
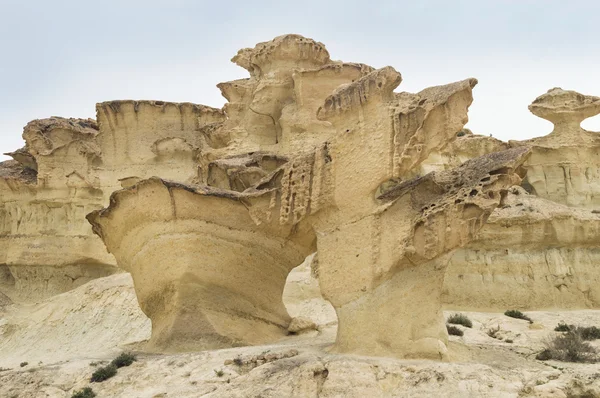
[489,167,510,176]
[282,253,337,333]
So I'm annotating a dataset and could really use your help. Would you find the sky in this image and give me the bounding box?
[1,0,599,161]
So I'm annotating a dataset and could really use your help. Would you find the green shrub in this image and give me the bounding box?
[214,369,224,377]
[554,324,600,340]
[535,349,553,361]
[72,387,96,398]
[90,364,117,382]
[554,322,571,332]
[111,352,136,368]
[233,357,243,366]
[536,331,597,363]
[504,310,532,323]
[19,362,28,367]
[447,325,464,336]
[447,313,473,328]
[576,326,600,341]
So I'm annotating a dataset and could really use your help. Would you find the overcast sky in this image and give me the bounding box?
[1,0,599,161]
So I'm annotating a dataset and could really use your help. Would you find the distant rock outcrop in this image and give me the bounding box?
[0,103,224,302]
[442,88,600,310]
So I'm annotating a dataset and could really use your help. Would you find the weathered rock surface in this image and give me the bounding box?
[440,88,600,311]
[0,118,117,302]
[86,34,529,359]
[417,129,509,176]
[87,177,317,351]
[0,101,225,302]
[516,88,600,208]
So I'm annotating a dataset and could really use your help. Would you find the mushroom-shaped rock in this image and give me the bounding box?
[315,147,530,360]
[231,34,331,76]
[513,88,600,208]
[529,87,600,131]
[87,177,316,351]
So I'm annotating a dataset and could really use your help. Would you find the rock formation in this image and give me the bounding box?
[86,34,529,359]
[0,118,116,302]
[442,88,600,310]
[0,102,224,302]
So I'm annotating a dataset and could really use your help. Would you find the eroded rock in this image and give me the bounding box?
[0,99,225,302]
[438,89,600,310]
[84,34,530,358]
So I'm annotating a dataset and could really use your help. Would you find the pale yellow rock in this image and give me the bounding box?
[85,34,531,359]
[0,103,225,302]
[287,316,317,334]
[443,187,600,310]
[516,88,600,208]
[417,129,509,176]
[0,118,118,302]
[282,253,337,327]
[87,177,316,351]
[441,88,600,311]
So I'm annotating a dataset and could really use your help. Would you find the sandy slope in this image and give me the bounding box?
[0,273,150,369]
[1,271,600,397]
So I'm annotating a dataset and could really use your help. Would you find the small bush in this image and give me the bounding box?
[111,352,136,368]
[19,362,28,367]
[90,364,117,382]
[447,313,473,328]
[577,326,600,341]
[214,369,224,377]
[233,357,243,366]
[447,325,464,336]
[554,322,571,332]
[536,331,597,363]
[505,339,513,343]
[72,387,96,398]
[554,324,600,340]
[504,310,532,323]
[536,349,553,361]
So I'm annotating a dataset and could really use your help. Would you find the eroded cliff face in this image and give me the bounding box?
[0,119,115,302]
[440,88,600,311]
[0,101,225,302]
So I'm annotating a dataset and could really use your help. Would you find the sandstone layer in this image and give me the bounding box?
[441,88,600,311]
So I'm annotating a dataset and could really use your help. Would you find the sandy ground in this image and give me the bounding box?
[1,270,600,397]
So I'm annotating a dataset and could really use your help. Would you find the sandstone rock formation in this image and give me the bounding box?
[416,129,509,176]
[87,34,529,359]
[0,118,116,302]
[0,103,224,302]
[442,88,600,310]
